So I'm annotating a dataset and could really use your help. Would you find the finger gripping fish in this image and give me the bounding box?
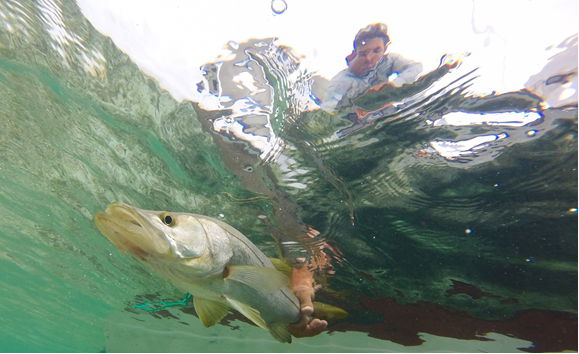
[94,202,300,343]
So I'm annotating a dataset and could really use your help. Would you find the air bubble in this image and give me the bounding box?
[526,130,537,136]
[271,0,287,14]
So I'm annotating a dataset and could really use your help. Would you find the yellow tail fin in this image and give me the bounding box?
[313,301,348,320]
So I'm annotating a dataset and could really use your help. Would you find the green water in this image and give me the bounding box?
[0,3,274,351]
[0,0,576,352]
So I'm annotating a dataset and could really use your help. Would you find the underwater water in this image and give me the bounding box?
[0,0,577,352]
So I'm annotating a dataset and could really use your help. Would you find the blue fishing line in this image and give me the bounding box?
[133,293,191,312]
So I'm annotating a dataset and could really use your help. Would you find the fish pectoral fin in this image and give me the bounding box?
[193,297,230,328]
[227,296,292,343]
[312,301,348,320]
[225,265,289,293]
[269,322,292,343]
[268,258,293,279]
[225,296,267,330]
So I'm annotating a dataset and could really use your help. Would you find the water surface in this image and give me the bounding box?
[0,0,576,352]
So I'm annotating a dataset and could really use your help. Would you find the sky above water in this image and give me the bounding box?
[76,0,577,103]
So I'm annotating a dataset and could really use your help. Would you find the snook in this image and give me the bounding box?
[94,202,301,343]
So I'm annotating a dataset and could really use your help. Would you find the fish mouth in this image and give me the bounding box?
[94,202,170,258]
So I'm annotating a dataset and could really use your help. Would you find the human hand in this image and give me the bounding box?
[345,50,356,66]
[348,54,370,77]
[440,52,470,69]
[355,101,393,119]
[365,81,393,93]
[288,266,328,338]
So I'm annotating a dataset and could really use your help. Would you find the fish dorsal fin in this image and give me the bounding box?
[193,297,230,328]
[269,322,292,343]
[268,258,293,279]
[225,296,267,330]
[313,301,348,320]
[225,265,289,293]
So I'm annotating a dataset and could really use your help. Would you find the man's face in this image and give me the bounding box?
[349,37,387,76]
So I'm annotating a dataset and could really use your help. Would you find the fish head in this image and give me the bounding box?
[94,202,209,264]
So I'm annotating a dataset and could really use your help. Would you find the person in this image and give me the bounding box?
[321,23,423,114]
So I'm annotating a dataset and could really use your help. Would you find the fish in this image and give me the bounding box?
[94,202,303,343]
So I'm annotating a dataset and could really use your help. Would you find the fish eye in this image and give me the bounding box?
[161,213,175,226]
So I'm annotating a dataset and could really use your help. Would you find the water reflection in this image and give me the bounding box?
[196,26,577,174]
[0,0,576,351]
[197,38,315,161]
[321,23,424,114]
[188,17,577,346]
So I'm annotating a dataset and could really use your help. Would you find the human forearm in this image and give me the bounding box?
[389,53,423,86]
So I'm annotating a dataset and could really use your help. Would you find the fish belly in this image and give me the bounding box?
[222,230,301,326]
[226,281,301,326]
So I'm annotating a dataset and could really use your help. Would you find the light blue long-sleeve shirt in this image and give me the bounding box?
[321,52,423,113]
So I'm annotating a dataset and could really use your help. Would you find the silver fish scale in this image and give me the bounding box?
[199,215,301,326]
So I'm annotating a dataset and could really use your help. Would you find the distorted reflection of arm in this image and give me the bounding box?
[320,70,352,113]
[382,52,423,88]
[352,53,467,114]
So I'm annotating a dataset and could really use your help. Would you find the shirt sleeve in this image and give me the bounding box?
[321,71,352,113]
[388,52,424,87]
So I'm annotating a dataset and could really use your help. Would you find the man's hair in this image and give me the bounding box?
[353,23,390,50]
